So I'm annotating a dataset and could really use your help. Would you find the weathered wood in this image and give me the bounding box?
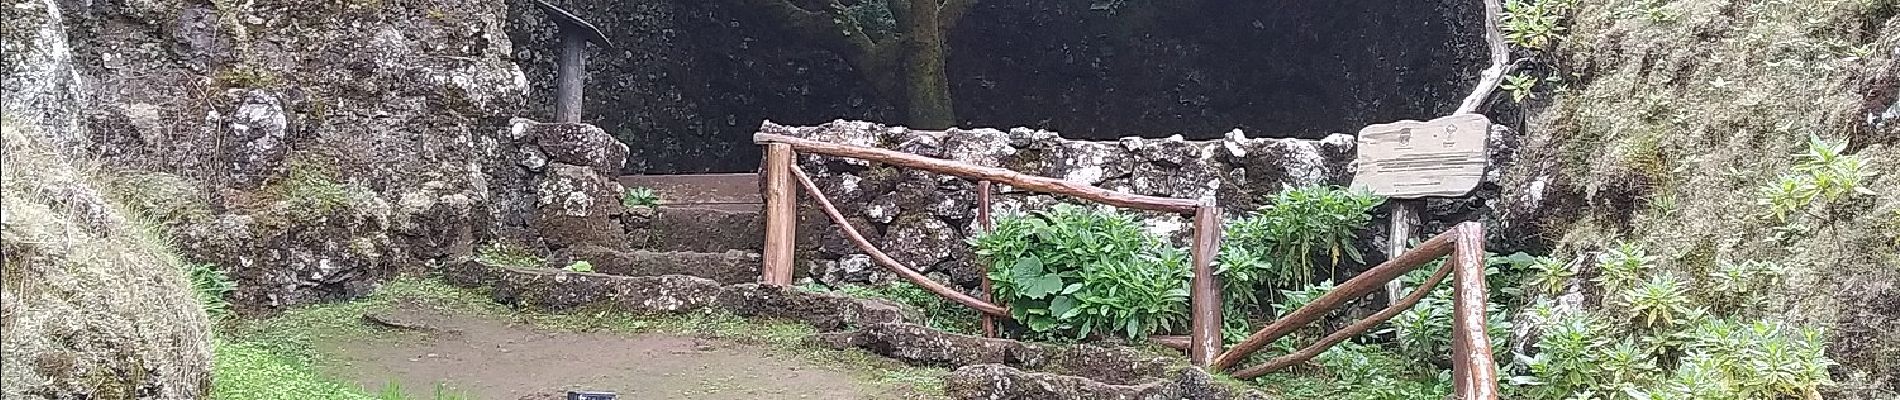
[1150,335,1190,351]
[760,143,796,286]
[754,132,1200,214]
[1351,114,1492,198]
[792,166,1011,317]
[976,180,998,338]
[1451,222,1499,400]
[1457,0,1514,115]
[1385,201,1421,306]
[1188,204,1224,367]
[1210,228,1460,371]
[1232,261,1454,378]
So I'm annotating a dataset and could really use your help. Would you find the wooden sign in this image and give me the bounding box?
[1350,114,1491,198]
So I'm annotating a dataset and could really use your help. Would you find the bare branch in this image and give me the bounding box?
[1456,0,1514,115]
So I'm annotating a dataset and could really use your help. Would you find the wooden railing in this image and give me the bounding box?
[754,132,1497,400]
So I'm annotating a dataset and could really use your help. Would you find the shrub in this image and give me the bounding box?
[1221,186,1384,292]
[1757,135,1877,222]
[971,204,1189,341]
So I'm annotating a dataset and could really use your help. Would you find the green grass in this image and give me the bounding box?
[212,277,947,399]
[213,341,380,400]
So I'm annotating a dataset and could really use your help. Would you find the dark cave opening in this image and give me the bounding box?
[506,0,1487,174]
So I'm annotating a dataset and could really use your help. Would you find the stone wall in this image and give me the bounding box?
[506,0,1486,173]
[8,0,544,311]
[770,120,1357,289]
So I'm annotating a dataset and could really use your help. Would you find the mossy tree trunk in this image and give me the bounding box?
[901,0,955,129]
[753,0,973,129]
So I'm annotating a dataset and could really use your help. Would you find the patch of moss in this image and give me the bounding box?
[258,155,355,224]
[217,63,278,89]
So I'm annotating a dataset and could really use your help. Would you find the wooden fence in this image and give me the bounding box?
[753,132,1497,399]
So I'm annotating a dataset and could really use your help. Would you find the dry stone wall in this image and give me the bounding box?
[767,120,1358,289]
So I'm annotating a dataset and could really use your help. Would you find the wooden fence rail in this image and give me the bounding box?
[754,133,1497,400]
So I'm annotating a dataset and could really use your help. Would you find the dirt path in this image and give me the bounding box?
[323,307,881,399]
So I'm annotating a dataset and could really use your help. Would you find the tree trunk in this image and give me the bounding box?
[903,0,955,130]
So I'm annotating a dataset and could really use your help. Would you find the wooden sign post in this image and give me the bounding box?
[1350,114,1491,305]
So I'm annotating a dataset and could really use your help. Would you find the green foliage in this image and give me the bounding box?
[263,157,353,222]
[830,281,980,334]
[1510,245,1835,400]
[474,242,539,269]
[621,186,660,209]
[1698,260,1785,313]
[1592,243,1656,293]
[1382,252,1541,366]
[1254,342,1454,400]
[1220,185,1384,294]
[971,204,1189,341]
[1528,256,1575,295]
[1616,275,1693,329]
[189,263,237,319]
[1501,0,1578,49]
[1756,135,1878,222]
[562,260,595,273]
[214,341,380,400]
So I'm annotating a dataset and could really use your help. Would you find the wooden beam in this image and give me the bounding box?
[1210,227,1460,371]
[760,143,796,286]
[977,180,998,338]
[1150,335,1190,351]
[1232,261,1453,378]
[1451,222,1499,400]
[754,132,1200,214]
[1188,203,1224,366]
[791,165,1012,317]
[1385,201,1421,307]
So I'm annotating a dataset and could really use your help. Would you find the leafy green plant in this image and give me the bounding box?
[1617,275,1693,329]
[1698,260,1785,314]
[1503,73,1539,102]
[1528,256,1575,295]
[1592,243,1655,293]
[189,263,237,318]
[562,260,595,273]
[1757,134,1878,222]
[971,204,1189,341]
[1501,0,1577,49]
[622,186,661,209]
[1221,185,1384,293]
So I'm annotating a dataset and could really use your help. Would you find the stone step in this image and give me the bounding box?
[619,173,761,211]
[627,206,764,252]
[562,246,761,285]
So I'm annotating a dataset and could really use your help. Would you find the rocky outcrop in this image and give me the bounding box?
[1496,1,1900,397]
[767,120,1356,288]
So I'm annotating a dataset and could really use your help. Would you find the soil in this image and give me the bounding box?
[323,306,883,400]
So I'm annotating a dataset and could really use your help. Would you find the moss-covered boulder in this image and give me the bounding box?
[0,125,214,399]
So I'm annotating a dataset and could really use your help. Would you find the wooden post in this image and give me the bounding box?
[1450,222,1499,400]
[760,143,796,286]
[976,181,998,338]
[1386,200,1421,305]
[1188,203,1223,367]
